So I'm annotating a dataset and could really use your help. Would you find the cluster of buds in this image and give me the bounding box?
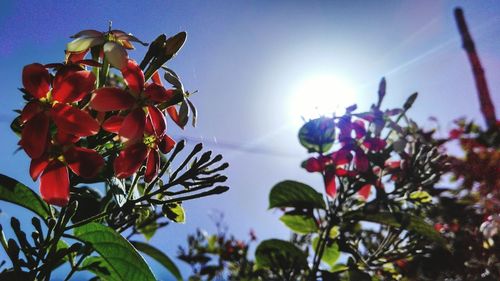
[15,28,192,207]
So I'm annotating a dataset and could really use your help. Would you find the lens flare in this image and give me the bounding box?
[290,74,357,121]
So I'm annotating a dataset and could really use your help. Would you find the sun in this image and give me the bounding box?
[290,74,357,122]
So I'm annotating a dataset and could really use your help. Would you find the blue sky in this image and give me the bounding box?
[1,1,499,279]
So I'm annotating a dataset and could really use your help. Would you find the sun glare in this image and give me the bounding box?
[290,74,357,122]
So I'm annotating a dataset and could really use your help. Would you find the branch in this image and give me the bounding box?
[454,7,497,129]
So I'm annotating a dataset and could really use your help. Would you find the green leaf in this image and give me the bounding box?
[162,203,186,223]
[312,236,340,266]
[298,117,335,153]
[82,256,114,280]
[164,32,187,59]
[74,223,156,281]
[409,190,432,203]
[0,174,51,221]
[330,263,348,273]
[131,241,183,281]
[255,239,307,270]
[269,180,325,209]
[280,214,318,234]
[347,212,445,246]
[138,222,158,241]
[328,226,340,239]
[178,100,189,129]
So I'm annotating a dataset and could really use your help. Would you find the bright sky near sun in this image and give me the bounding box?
[1,1,500,279]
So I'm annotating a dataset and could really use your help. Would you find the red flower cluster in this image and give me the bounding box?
[17,29,182,206]
[90,60,176,180]
[304,117,386,198]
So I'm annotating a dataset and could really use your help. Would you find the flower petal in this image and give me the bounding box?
[64,146,104,178]
[304,157,322,172]
[330,149,351,165]
[90,87,135,112]
[119,108,146,141]
[20,112,49,158]
[30,156,50,181]
[111,30,148,46]
[104,41,128,69]
[40,160,69,206]
[121,59,144,95]
[55,130,80,145]
[147,105,166,137]
[67,37,105,53]
[22,63,51,99]
[358,184,372,201]
[354,148,369,172]
[52,65,84,88]
[70,29,102,39]
[53,70,96,103]
[159,135,176,154]
[352,120,366,139]
[363,138,386,151]
[167,106,179,124]
[144,83,172,102]
[144,150,160,182]
[66,50,89,64]
[20,101,44,123]
[114,143,148,178]
[102,115,125,133]
[151,71,163,85]
[324,169,336,198]
[51,103,100,137]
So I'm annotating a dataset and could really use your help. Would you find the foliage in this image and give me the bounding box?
[0,25,228,280]
[401,119,500,280]
[180,79,452,281]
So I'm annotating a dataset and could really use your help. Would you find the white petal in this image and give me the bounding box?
[67,37,104,52]
[103,42,128,69]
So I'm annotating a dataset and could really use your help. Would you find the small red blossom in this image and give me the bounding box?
[113,107,175,181]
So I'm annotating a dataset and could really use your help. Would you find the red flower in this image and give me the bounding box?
[29,136,104,207]
[336,117,386,172]
[113,105,175,181]
[91,59,174,142]
[20,63,98,159]
[304,150,353,197]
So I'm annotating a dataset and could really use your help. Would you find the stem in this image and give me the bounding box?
[126,173,141,200]
[150,186,228,205]
[99,58,110,88]
[64,211,110,231]
[64,251,88,281]
[39,206,68,280]
[454,8,497,129]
